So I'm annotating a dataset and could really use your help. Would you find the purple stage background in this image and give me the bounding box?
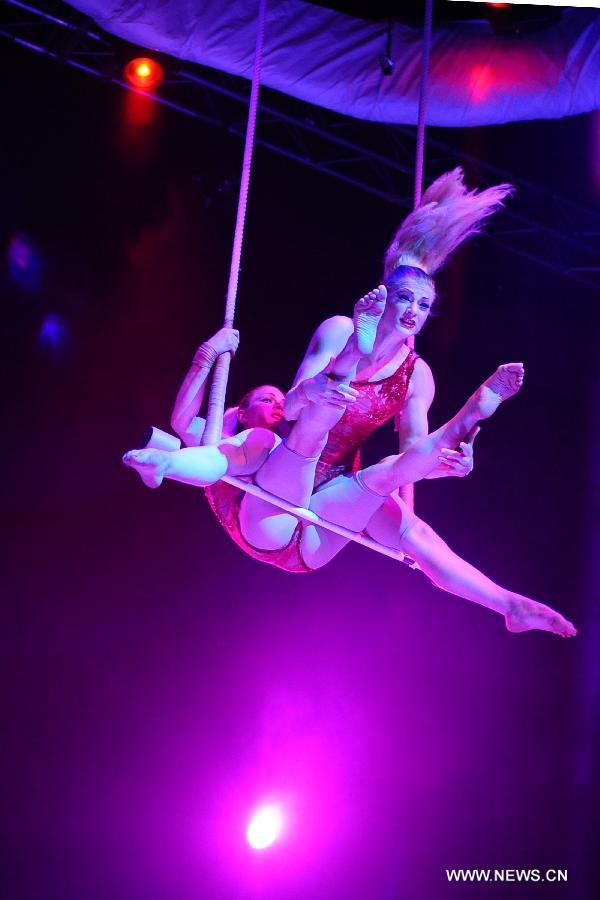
[1,39,599,900]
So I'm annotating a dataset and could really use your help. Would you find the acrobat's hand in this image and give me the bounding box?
[435,425,480,478]
[206,328,240,356]
[302,366,359,409]
[223,405,241,435]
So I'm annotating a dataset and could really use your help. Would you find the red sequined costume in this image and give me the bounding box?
[205,349,418,573]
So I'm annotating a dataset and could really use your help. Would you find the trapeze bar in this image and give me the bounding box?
[143,430,418,568]
[221,474,419,569]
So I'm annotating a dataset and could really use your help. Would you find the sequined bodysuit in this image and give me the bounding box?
[205,349,418,573]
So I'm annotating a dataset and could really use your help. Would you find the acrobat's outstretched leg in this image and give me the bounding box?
[359,363,524,495]
[122,427,280,489]
[306,362,525,539]
[399,516,576,638]
[303,488,576,638]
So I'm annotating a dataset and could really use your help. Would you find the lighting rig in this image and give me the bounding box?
[0,0,598,290]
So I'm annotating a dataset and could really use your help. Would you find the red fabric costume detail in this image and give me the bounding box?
[205,480,312,573]
[205,349,418,573]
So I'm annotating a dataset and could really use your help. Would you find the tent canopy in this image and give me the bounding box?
[67,0,600,126]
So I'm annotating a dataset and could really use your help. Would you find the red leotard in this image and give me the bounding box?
[205,349,418,573]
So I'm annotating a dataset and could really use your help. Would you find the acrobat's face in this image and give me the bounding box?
[239,386,285,429]
[382,271,435,338]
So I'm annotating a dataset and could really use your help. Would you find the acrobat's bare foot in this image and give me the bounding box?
[505,597,577,639]
[471,363,525,421]
[353,285,387,355]
[122,448,170,489]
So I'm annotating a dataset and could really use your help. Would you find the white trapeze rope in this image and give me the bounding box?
[202,0,267,446]
[413,0,434,211]
[404,0,434,511]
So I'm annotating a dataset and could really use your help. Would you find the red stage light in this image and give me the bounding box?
[487,3,510,7]
[124,57,163,90]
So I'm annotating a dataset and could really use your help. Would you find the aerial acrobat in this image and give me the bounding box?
[124,169,576,640]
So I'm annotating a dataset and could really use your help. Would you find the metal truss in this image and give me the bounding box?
[2,0,599,290]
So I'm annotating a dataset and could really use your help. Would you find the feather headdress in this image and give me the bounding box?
[383,168,513,280]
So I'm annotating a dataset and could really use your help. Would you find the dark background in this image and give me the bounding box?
[1,36,599,900]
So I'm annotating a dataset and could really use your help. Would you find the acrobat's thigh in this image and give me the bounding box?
[362,491,416,549]
[295,471,386,568]
[236,434,316,552]
[298,523,350,570]
[301,490,416,569]
[240,468,356,563]
[300,473,376,569]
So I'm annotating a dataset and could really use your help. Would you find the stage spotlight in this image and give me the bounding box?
[124,57,164,90]
[7,233,40,291]
[39,313,69,352]
[246,804,283,850]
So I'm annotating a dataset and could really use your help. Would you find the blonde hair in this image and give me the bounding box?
[384,168,513,279]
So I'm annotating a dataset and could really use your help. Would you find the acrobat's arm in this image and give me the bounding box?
[171,328,239,445]
[393,357,433,502]
[398,357,477,481]
[283,315,354,421]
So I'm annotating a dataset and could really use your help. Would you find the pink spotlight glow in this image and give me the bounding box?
[246,804,283,850]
